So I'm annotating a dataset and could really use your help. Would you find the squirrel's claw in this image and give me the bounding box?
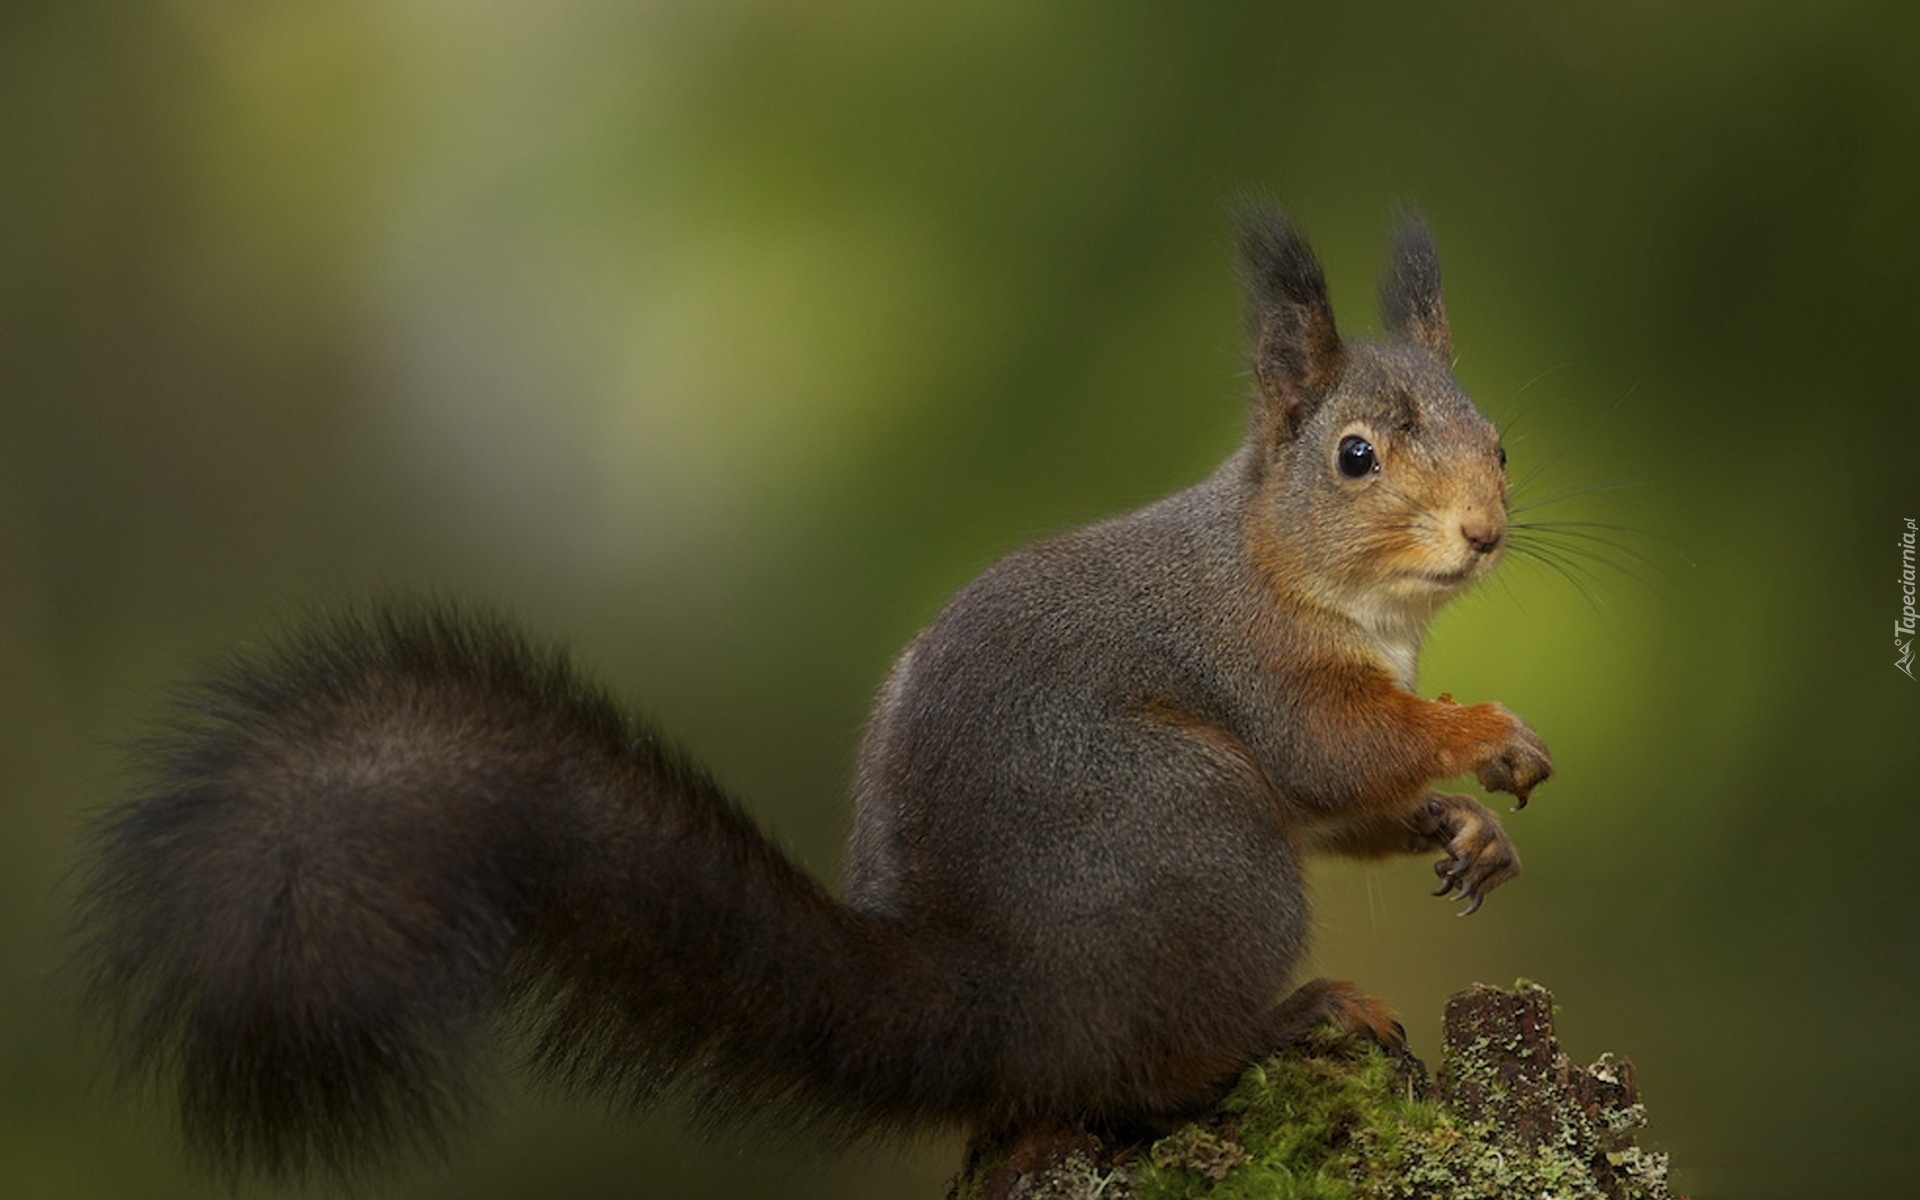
[1436,863,1489,915]
[1418,791,1521,913]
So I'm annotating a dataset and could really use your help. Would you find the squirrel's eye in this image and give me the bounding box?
[1337,435,1377,479]
[1497,444,1508,468]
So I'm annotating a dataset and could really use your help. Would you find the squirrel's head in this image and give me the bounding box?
[1235,204,1507,631]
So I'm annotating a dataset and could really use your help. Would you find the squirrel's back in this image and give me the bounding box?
[846,452,1275,906]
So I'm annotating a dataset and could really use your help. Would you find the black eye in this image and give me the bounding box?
[1337,435,1377,478]
[1497,444,1508,468]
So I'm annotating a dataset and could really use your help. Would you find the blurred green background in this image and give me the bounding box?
[3,2,1916,1197]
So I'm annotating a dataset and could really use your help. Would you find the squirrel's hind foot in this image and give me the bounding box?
[1265,977,1407,1055]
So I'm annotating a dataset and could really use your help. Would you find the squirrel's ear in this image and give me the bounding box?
[1236,204,1342,438]
[1378,211,1451,364]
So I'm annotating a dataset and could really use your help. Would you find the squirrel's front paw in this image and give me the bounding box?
[1474,705,1552,807]
[1411,791,1520,916]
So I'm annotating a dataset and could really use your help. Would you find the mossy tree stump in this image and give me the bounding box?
[949,981,1674,1200]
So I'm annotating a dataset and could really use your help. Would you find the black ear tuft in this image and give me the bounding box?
[1378,209,1451,363]
[1234,201,1342,437]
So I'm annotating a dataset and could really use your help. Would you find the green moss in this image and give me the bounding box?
[1126,1036,1442,1200]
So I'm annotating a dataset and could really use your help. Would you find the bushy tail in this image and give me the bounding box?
[73,603,1003,1182]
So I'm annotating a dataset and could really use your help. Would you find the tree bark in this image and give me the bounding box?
[949,981,1675,1200]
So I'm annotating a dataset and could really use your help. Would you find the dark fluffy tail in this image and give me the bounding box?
[74,603,1003,1182]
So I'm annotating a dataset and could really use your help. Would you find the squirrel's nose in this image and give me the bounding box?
[1461,522,1504,555]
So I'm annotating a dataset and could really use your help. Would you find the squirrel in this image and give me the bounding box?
[73,203,1551,1185]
